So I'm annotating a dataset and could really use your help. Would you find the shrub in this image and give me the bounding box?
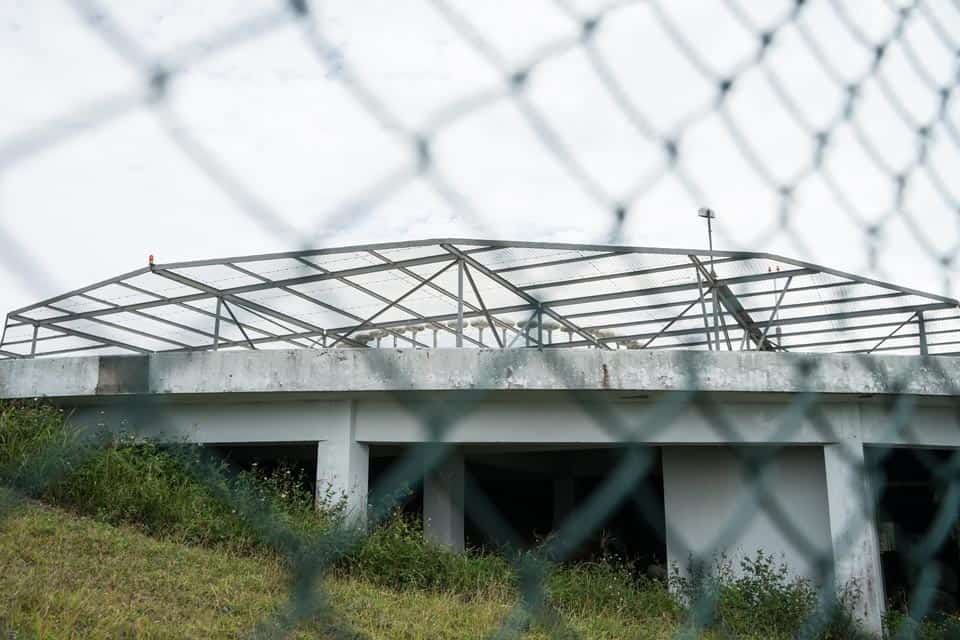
[671,551,866,639]
[884,608,960,640]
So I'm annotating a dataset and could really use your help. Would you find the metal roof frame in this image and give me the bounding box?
[2,238,958,359]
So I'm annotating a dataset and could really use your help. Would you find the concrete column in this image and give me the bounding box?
[316,403,369,527]
[552,476,575,530]
[424,451,465,552]
[824,438,884,636]
[662,446,832,583]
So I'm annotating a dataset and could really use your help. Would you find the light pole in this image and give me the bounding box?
[698,207,721,349]
[697,207,716,276]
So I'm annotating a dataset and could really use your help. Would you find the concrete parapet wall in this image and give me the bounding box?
[2,349,960,400]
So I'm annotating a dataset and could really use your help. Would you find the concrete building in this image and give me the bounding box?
[3,239,960,635]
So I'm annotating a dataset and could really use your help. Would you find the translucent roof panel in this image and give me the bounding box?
[2,239,958,358]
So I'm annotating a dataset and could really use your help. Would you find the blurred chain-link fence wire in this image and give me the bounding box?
[3,0,960,637]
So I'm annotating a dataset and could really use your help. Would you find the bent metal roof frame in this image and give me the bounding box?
[2,238,959,360]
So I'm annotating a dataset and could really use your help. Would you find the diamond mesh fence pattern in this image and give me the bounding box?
[3,1,960,638]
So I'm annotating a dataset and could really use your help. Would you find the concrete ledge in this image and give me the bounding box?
[2,349,959,400]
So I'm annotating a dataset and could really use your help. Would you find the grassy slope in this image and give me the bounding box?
[0,499,683,640]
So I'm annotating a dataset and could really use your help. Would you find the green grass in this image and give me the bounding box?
[0,496,691,639]
[2,400,954,638]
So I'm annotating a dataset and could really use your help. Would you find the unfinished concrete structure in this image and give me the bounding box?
[3,239,960,634]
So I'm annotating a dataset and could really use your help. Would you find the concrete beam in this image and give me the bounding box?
[71,400,352,444]
[423,451,465,552]
[4,349,960,399]
[356,398,847,445]
[67,394,960,451]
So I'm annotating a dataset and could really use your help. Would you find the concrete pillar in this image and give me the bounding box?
[423,451,465,552]
[316,407,369,527]
[824,439,884,636]
[662,446,832,583]
[552,476,575,530]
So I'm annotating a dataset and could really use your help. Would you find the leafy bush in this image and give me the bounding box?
[671,551,866,639]
[884,608,960,640]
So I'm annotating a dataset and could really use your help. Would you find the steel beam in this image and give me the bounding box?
[456,259,464,348]
[328,261,456,348]
[757,276,793,347]
[440,243,608,350]
[222,300,256,349]
[4,239,958,358]
[866,312,918,355]
[518,257,744,292]
[919,311,929,355]
[213,297,222,350]
[8,313,152,354]
[44,303,193,350]
[77,292,222,345]
[463,263,504,348]
[493,250,626,274]
[695,267,713,351]
[642,299,700,349]
[26,252,470,325]
[292,258,469,349]
[113,281,279,343]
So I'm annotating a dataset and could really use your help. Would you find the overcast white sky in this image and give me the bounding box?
[2,0,960,317]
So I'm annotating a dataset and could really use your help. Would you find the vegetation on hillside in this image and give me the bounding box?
[0,400,956,638]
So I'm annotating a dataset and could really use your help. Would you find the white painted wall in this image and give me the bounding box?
[662,446,832,583]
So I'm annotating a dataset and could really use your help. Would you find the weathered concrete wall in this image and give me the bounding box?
[3,349,960,399]
[0,356,99,398]
[662,446,832,582]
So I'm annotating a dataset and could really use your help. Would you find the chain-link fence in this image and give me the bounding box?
[3,1,960,638]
